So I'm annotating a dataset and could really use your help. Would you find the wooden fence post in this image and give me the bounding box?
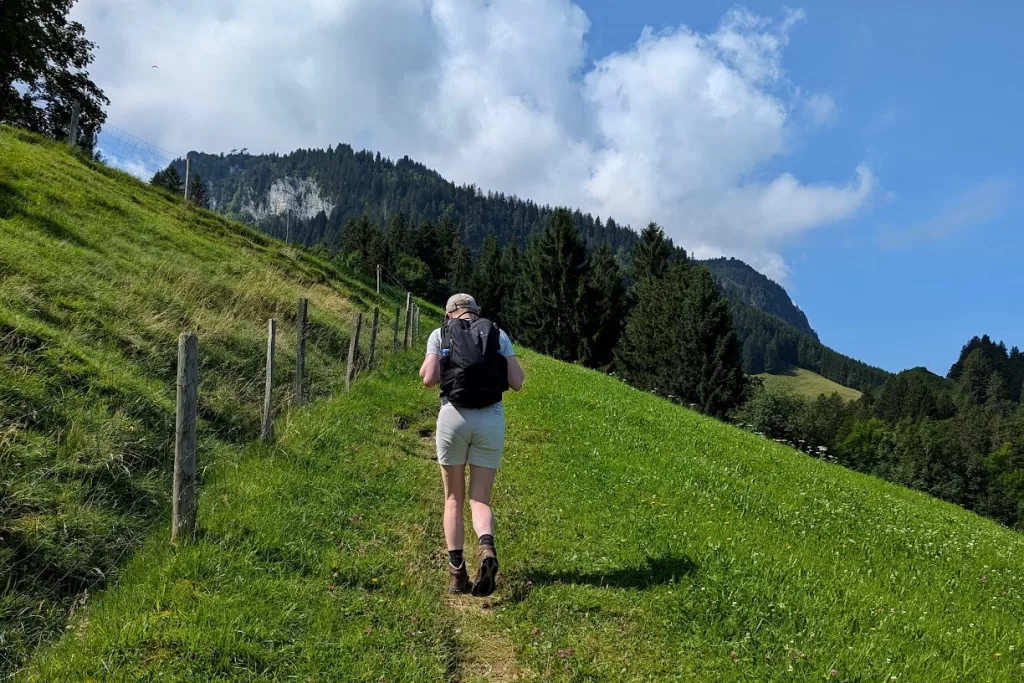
[262,319,276,441]
[403,293,412,349]
[368,307,380,368]
[68,101,81,148]
[376,264,381,294]
[172,333,198,543]
[346,312,363,392]
[295,298,308,406]
[392,306,400,352]
[184,158,192,201]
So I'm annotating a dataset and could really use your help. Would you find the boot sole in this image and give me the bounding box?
[472,556,499,597]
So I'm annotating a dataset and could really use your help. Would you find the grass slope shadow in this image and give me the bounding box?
[507,554,697,602]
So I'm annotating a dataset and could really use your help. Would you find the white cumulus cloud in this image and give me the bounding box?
[73,0,873,279]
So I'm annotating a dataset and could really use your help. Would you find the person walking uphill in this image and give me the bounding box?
[419,293,525,596]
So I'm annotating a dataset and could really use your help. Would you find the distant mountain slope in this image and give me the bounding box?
[731,304,889,392]
[700,257,816,337]
[756,367,862,402]
[173,146,636,258]
[169,146,887,391]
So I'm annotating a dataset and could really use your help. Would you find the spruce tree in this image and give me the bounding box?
[385,212,411,267]
[470,235,504,325]
[958,349,993,407]
[585,243,627,369]
[742,337,764,374]
[616,262,746,417]
[150,167,183,195]
[764,337,782,374]
[986,371,1010,407]
[680,266,748,417]
[499,242,523,335]
[615,262,688,393]
[632,222,674,282]
[412,220,445,282]
[437,208,459,267]
[516,208,591,361]
[340,215,377,276]
[188,173,209,209]
[448,240,473,293]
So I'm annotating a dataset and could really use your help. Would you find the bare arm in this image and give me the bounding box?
[420,353,440,387]
[506,355,524,391]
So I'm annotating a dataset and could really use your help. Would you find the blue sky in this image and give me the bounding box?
[579,0,1023,374]
[77,0,1021,376]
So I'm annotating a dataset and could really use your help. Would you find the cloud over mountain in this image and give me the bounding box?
[75,0,872,279]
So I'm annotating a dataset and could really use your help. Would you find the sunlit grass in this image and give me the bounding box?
[23,357,453,681]
[756,367,862,402]
[25,350,1024,681]
[5,125,1024,682]
[0,126,406,675]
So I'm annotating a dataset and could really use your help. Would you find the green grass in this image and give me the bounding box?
[22,356,454,682]
[6,125,1024,681]
[756,367,863,402]
[0,126,411,675]
[22,351,1024,681]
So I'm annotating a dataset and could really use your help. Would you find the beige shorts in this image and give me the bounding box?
[436,403,506,469]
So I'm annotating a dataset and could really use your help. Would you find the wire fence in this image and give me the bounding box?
[95,124,180,180]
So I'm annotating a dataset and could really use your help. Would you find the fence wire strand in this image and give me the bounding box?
[96,124,180,180]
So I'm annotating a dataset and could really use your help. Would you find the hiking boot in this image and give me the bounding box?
[472,545,499,597]
[448,562,469,594]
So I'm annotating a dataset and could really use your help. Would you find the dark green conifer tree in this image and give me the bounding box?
[516,208,592,361]
[150,167,183,195]
[385,212,411,267]
[412,220,446,282]
[584,243,627,369]
[680,266,747,416]
[616,261,746,417]
[499,242,523,335]
[188,173,209,209]
[958,349,994,408]
[448,240,473,293]
[470,235,504,325]
[632,222,674,282]
[615,261,688,393]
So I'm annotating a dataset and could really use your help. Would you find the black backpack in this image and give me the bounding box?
[439,317,509,408]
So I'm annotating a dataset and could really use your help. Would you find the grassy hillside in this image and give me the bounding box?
[21,353,1024,680]
[6,125,1024,681]
[0,126,410,674]
[756,367,863,402]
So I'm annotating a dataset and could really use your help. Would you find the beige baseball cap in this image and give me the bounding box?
[445,293,481,315]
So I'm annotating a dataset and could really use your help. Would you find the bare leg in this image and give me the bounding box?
[439,464,466,551]
[468,465,498,540]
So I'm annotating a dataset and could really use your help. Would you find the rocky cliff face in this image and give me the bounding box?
[240,177,335,221]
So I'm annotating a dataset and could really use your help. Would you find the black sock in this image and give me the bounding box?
[448,549,464,567]
[479,534,494,548]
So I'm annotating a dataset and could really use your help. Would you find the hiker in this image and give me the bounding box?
[419,293,525,596]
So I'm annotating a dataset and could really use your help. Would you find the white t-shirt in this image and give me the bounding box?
[426,325,515,406]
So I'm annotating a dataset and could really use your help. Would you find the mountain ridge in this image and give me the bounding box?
[169,144,888,390]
